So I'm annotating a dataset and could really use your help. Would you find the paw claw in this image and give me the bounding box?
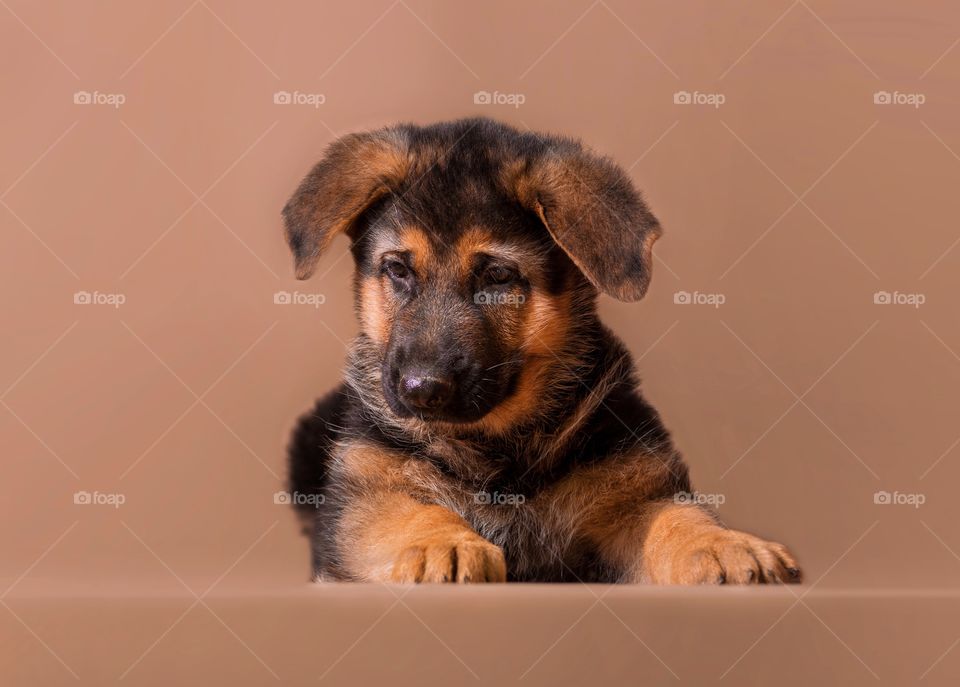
[389,534,506,583]
[666,530,801,585]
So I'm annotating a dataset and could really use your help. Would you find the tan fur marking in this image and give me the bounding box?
[470,288,573,435]
[474,356,552,435]
[336,443,507,583]
[454,227,494,274]
[521,288,571,356]
[359,277,390,345]
[398,226,434,275]
[454,227,547,276]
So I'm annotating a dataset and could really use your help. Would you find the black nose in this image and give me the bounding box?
[399,374,453,411]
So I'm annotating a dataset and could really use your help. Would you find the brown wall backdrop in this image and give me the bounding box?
[3,0,960,600]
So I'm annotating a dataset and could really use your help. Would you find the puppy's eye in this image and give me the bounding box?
[383,259,411,281]
[484,265,516,285]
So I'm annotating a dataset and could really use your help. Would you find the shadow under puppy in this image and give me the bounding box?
[283,118,801,584]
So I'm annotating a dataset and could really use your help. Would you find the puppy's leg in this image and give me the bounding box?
[625,502,801,584]
[557,454,799,584]
[337,491,506,583]
[563,451,801,584]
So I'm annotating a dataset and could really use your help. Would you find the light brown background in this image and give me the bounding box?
[3,1,960,684]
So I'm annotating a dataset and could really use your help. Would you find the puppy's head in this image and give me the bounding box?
[282,119,661,428]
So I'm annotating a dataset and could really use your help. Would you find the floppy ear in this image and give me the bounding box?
[282,129,410,279]
[509,143,662,302]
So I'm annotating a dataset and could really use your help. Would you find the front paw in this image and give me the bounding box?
[665,529,801,585]
[389,531,507,583]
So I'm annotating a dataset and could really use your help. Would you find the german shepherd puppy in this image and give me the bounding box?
[283,118,801,584]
